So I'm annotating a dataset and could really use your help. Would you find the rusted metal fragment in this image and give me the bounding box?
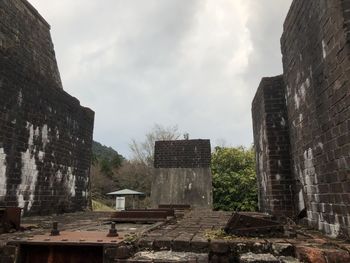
[158,204,191,210]
[224,213,284,237]
[110,210,169,223]
[0,207,21,233]
[126,208,175,217]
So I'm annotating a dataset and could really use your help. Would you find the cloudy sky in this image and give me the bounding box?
[30,0,292,158]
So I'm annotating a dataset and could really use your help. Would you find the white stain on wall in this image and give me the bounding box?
[56,170,63,182]
[41,124,49,149]
[293,77,309,110]
[280,117,286,127]
[17,90,23,106]
[38,151,45,162]
[67,167,76,197]
[322,40,327,59]
[298,190,305,211]
[17,123,39,211]
[0,148,7,198]
[304,148,316,185]
[294,93,301,109]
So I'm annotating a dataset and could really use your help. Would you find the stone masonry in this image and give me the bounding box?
[0,0,94,215]
[252,0,350,237]
[151,139,213,209]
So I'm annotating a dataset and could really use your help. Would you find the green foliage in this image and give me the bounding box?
[211,146,258,212]
[111,155,123,168]
[99,158,114,178]
[92,141,124,165]
[92,140,124,178]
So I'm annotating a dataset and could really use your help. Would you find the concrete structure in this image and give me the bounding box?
[252,0,350,237]
[0,0,94,215]
[151,139,213,209]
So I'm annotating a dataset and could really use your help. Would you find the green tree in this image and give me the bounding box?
[111,154,123,168]
[211,146,258,211]
[100,158,113,178]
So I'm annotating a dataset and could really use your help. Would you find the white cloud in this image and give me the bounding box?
[29,0,292,157]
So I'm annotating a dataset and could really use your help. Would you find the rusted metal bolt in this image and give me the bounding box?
[50,222,60,236]
[107,222,118,237]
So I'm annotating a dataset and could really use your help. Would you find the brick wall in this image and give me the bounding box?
[0,0,94,215]
[252,76,294,217]
[252,0,350,237]
[154,139,211,168]
[152,140,212,208]
[281,0,350,237]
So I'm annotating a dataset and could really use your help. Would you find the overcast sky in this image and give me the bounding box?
[29,0,292,158]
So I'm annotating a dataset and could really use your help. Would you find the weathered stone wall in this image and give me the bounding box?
[252,76,294,217]
[281,0,350,237]
[0,0,94,215]
[151,140,213,208]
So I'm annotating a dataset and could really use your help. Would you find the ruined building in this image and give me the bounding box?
[0,0,94,215]
[151,139,213,208]
[252,0,350,237]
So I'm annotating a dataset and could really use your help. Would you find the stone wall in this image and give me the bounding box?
[252,76,294,217]
[252,0,350,237]
[0,0,94,215]
[151,140,213,208]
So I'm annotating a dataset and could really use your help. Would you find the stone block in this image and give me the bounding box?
[294,246,326,263]
[240,253,279,263]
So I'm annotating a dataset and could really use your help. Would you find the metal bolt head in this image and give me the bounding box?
[50,222,60,236]
[107,222,118,237]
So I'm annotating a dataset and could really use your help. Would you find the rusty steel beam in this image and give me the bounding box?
[126,208,175,217]
[158,204,191,210]
[110,211,168,223]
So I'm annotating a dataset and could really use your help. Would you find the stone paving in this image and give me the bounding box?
[136,210,350,263]
[1,210,350,262]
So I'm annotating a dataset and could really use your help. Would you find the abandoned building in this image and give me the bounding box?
[1,0,350,262]
[0,0,94,215]
[253,0,350,238]
[151,139,213,209]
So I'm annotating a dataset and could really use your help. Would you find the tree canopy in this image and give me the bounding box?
[211,146,258,212]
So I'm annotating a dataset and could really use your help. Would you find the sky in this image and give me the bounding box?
[29,0,292,158]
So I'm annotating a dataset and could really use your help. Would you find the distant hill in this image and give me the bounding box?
[92,141,125,162]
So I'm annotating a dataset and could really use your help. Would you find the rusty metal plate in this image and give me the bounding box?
[224,212,284,237]
[10,231,124,246]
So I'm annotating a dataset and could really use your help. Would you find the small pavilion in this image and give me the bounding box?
[106,189,145,210]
